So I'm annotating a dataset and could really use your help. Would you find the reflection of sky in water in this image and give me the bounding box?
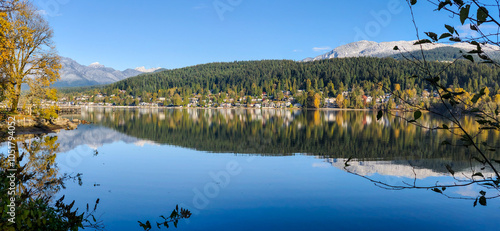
[48,126,499,231]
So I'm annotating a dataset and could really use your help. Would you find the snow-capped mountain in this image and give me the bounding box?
[54,57,163,88]
[302,40,500,62]
[134,66,162,73]
[54,125,156,153]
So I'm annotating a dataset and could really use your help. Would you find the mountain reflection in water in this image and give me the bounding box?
[1,108,498,230]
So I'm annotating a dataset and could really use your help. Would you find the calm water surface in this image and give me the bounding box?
[5,108,500,230]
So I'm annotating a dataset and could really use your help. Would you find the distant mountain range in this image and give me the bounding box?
[54,57,163,88]
[302,40,500,62]
[55,40,500,88]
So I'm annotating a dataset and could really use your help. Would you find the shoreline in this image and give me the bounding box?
[0,118,85,140]
[72,105,379,112]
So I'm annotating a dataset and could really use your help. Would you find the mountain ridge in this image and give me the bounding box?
[54,57,163,88]
[302,40,500,62]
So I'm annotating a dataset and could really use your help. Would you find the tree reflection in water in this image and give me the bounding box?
[77,108,500,206]
[0,134,191,230]
[0,135,103,231]
[8,108,495,230]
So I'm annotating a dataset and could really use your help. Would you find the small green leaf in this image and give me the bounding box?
[445,24,455,34]
[463,54,474,62]
[414,110,422,120]
[480,191,486,196]
[477,7,489,25]
[425,32,438,42]
[453,0,464,7]
[479,196,487,206]
[432,188,443,194]
[393,46,399,50]
[442,93,452,99]
[439,33,452,40]
[467,49,482,54]
[410,0,417,5]
[414,39,432,45]
[473,172,484,178]
[460,5,470,25]
[479,53,490,60]
[471,94,482,104]
[437,0,452,11]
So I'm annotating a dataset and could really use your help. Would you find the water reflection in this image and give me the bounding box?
[326,157,500,206]
[0,134,189,230]
[66,108,500,206]
[0,135,102,230]
[2,108,499,230]
[72,108,500,161]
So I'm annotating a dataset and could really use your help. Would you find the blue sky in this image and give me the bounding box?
[33,0,463,70]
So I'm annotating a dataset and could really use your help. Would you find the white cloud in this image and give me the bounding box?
[456,24,497,39]
[313,46,332,52]
[454,185,479,197]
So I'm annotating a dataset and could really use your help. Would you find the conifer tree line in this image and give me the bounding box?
[63,57,500,108]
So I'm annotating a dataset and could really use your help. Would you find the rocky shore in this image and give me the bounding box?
[0,117,89,138]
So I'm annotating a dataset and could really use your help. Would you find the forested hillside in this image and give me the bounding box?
[75,57,500,97]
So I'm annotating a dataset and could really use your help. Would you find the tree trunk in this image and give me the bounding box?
[10,84,21,113]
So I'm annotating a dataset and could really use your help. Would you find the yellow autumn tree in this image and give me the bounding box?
[306,90,321,108]
[0,1,17,101]
[336,93,344,108]
[394,83,401,92]
[0,12,9,101]
[1,1,61,114]
[0,0,19,12]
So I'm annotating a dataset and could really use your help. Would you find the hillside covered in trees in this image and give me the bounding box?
[65,57,500,97]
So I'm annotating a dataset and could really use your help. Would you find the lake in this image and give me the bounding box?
[3,108,500,230]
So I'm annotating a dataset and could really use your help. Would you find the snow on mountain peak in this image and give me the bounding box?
[89,62,105,68]
[134,66,162,73]
[301,40,500,62]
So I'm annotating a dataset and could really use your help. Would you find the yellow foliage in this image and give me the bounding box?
[307,91,321,108]
[1,2,60,113]
[494,94,500,105]
[394,84,401,92]
[336,94,344,108]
